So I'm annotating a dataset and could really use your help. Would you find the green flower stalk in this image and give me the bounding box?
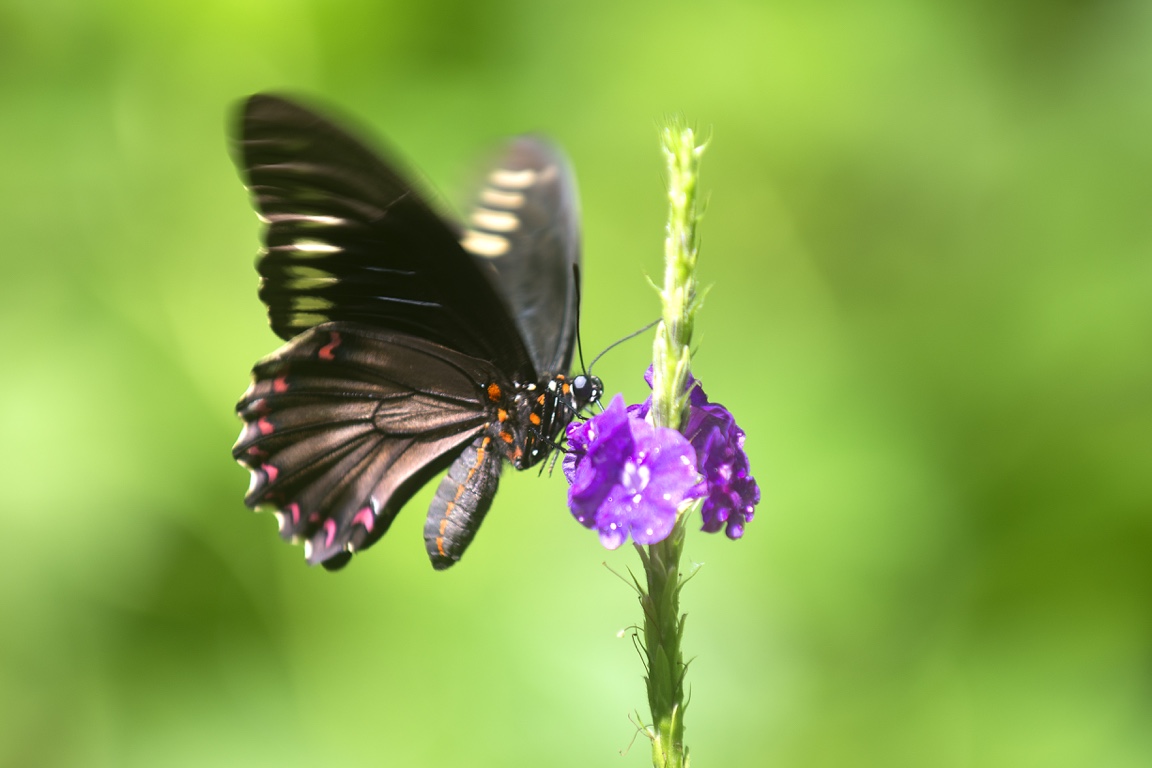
[638,120,707,768]
[650,120,705,434]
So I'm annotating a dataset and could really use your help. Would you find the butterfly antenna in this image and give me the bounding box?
[573,264,589,373]
[588,318,660,374]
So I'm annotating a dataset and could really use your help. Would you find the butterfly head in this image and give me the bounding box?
[570,373,603,413]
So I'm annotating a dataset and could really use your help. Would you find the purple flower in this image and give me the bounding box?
[668,374,757,538]
[565,395,703,549]
[687,401,758,539]
[566,368,759,546]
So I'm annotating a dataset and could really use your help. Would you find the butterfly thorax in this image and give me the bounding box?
[491,373,602,470]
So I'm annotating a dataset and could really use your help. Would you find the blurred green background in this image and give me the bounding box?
[2,1,1150,766]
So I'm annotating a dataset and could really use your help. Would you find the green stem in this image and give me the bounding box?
[639,119,706,768]
[636,520,689,768]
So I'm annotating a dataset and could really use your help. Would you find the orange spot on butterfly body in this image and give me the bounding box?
[487,383,502,402]
[435,512,454,556]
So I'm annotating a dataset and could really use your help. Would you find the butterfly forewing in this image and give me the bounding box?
[238,95,535,378]
[460,137,581,379]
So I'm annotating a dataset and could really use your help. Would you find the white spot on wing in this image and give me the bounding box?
[480,188,525,208]
[470,208,520,233]
[287,266,332,278]
[293,239,342,254]
[285,265,338,291]
[292,296,334,311]
[489,168,538,189]
[290,312,330,327]
[460,230,510,257]
[287,277,337,291]
[296,215,347,228]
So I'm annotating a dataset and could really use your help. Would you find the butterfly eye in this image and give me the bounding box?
[571,374,603,410]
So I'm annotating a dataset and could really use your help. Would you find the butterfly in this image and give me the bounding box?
[231,94,602,570]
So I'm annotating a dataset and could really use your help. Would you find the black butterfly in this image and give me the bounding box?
[231,94,602,570]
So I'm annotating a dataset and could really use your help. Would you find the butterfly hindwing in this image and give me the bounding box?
[233,323,504,567]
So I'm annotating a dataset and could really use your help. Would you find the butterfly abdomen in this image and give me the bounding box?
[422,373,581,568]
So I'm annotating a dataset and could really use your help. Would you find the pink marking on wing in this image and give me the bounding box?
[308,512,320,524]
[323,518,337,548]
[246,446,267,459]
[257,417,274,435]
[352,507,374,532]
[319,331,342,360]
[285,503,301,526]
[264,464,278,483]
[273,377,289,393]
